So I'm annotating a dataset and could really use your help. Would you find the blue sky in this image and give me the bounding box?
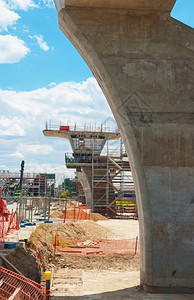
[0,0,193,183]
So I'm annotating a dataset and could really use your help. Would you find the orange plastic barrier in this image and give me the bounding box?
[0,217,7,240]
[0,266,47,299]
[64,205,90,222]
[0,212,19,241]
[51,237,140,256]
[7,211,19,232]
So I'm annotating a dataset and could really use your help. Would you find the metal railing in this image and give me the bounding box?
[45,121,119,133]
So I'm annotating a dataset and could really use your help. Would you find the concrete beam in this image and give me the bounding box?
[54,0,176,12]
[43,129,69,139]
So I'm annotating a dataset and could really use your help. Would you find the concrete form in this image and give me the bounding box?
[54,0,194,293]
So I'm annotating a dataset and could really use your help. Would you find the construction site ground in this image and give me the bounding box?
[5,216,194,300]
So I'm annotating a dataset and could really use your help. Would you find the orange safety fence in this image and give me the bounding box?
[0,217,7,240]
[7,211,19,232]
[51,236,140,255]
[0,266,47,299]
[0,212,19,241]
[64,205,90,222]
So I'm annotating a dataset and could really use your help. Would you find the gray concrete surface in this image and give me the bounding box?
[54,0,194,293]
[76,170,91,206]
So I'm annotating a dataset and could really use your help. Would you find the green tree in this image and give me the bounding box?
[60,190,70,199]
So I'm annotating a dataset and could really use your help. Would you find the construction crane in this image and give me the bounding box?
[14,160,25,201]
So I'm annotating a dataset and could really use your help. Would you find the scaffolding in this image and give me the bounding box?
[65,145,137,217]
[0,172,55,199]
[43,122,137,218]
[91,140,137,217]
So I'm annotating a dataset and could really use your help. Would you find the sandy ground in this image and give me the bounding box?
[49,220,193,300]
[97,219,139,239]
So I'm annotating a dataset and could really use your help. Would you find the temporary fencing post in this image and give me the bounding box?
[45,271,51,300]
[37,250,41,269]
[77,207,80,221]
[80,208,83,220]
[54,234,59,252]
[74,204,76,222]
[54,234,57,252]
[64,200,67,223]
[135,236,138,254]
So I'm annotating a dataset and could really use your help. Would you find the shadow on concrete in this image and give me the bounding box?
[51,285,194,300]
[51,285,144,300]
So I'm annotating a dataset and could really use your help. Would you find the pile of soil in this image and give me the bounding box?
[50,209,64,218]
[89,213,108,221]
[50,208,108,222]
[29,220,111,248]
[28,220,113,272]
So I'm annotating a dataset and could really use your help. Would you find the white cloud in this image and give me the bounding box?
[0,35,30,63]
[23,25,29,33]
[0,0,54,33]
[41,0,54,8]
[0,78,114,176]
[25,162,74,180]
[48,82,56,88]
[6,0,38,11]
[23,144,54,155]
[0,78,111,121]
[9,151,24,158]
[0,165,7,168]
[0,0,20,31]
[0,116,25,136]
[34,34,49,51]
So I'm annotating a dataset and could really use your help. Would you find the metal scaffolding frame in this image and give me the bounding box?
[91,139,137,217]
[43,122,137,217]
[65,138,137,217]
[0,172,55,198]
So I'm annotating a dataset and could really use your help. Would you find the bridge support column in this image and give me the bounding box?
[54,0,194,292]
[76,168,92,207]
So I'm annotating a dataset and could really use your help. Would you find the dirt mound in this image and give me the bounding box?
[89,213,108,221]
[50,209,64,218]
[28,220,112,272]
[50,208,108,222]
[29,220,111,250]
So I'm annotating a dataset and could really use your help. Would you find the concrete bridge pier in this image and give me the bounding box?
[75,168,91,207]
[54,0,194,293]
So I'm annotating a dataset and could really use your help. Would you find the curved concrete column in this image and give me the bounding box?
[75,168,91,206]
[54,1,194,293]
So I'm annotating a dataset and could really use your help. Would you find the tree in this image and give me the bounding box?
[60,190,69,199]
